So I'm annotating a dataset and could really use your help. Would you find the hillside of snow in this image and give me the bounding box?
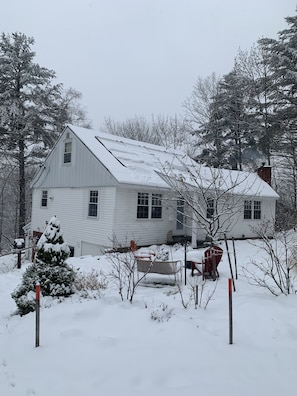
[0,238,296,396]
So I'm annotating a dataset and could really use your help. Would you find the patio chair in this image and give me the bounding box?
[191,245,223,279]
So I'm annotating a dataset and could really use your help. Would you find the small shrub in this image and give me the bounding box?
[74,269,108,298]
[11,216,76,315]
[0,255,17,274]
[151,303,175,322]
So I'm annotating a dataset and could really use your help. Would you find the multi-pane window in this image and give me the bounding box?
[64,141,72,163]
[253,201,261,219]
[244,200,261,220]
[41,190,48,207]
[88,190,98,217]
[176,199,184,230]
[151,194,162,218]
[244,200,252,219]
[137,193,162,219]
[137,193,149,218]
[206,198,214,219]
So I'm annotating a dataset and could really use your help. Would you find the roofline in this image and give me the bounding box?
[67,125,120,185]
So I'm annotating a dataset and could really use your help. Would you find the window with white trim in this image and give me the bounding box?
[137,193,162,219]
[151,194,162,218]
[137,193,149,218]
[244,200,261,220]
[253,201,261,219]
[64,141,72,163]
[88,190,98,217]
[41,190,48,207]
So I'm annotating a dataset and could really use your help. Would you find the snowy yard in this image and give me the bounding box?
[0,238,297,396]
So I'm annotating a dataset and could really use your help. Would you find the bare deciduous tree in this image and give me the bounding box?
[159,159,253,245]
[183,72,221,132]
[107,251,153,303]
[242,222,297,296]
[102,114,192,153]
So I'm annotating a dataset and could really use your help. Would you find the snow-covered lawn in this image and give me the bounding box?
[0,239,296,396]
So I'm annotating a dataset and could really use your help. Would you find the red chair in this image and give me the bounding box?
[191,245,223,279]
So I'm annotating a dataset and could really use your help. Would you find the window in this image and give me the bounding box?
[244,200,261,220]
[137,193,149,218]
[64,141,72,163]
[151,194,162,218]
[176,199,184,230]
[137,192,163,219]
[253,201,261,219]
[88,190,98,217]
[41,190,48,207]
[244,200,252,219]
[206,198,214,218]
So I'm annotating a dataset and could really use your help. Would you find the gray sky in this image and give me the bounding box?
[2,0,297,129]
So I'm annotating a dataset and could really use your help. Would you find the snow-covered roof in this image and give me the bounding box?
[69,124,186,189]
[68,125,279,198]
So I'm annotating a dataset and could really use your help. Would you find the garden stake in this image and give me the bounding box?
[35,284,40,347]
[228,278,233,345]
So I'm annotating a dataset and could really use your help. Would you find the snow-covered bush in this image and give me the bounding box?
[151,303,175,322]
[0,254,17,274]
[12,216,76,315]
[155,249,169,261]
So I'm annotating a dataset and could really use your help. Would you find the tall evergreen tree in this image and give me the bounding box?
[196,94,230,168]
[197,70,254,170]
[216,70,254,170]
[0,32,63,236]
[235,45,278,166]
[259,11,297,210]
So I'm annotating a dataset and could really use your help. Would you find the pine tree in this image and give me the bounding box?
[0,33,63,237]
[259,11,297,211]
[11,216,76,315]
[0,33,91,245]
[234,45,278,166]
[197,70,254,170]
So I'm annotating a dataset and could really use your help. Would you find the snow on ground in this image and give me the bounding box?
[0,239,297,396]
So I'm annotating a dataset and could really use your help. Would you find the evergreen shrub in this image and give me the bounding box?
[12,216,76,315]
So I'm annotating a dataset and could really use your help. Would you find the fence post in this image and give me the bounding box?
[17,250,22,269]
[232,238,238,280]
[35,284,40,347]
[224,233,236,291]
[228,278,233,345]
[195,285,198,308]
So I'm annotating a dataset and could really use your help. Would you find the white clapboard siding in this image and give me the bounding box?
[228,197,276,238]
[31,187,117,256]
[112,188,174,247]
[32,128,117,189]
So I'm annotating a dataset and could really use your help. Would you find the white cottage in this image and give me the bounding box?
[30,125,279,256]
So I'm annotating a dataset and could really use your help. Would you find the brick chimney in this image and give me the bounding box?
[257,163,271,185]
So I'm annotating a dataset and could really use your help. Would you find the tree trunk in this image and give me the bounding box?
[18,137,26,237]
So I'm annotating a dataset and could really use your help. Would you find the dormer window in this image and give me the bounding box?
[64,141,72,163]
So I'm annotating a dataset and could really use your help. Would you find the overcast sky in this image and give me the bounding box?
[2,0,297,129]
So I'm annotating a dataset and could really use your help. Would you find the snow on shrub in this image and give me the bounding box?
[12,216,76,315]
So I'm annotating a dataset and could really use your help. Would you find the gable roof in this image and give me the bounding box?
[68,124,184,189]
[65,125,279,198]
